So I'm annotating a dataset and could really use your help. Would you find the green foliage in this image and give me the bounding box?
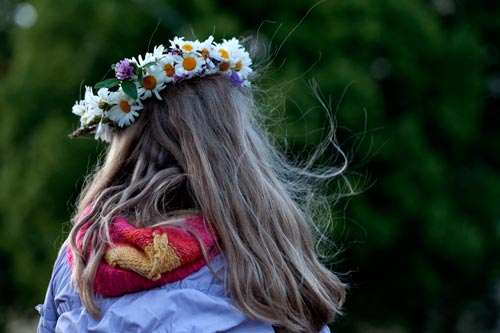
[121,80,137,100]
[94,78,120,89]
[0,0,499,332]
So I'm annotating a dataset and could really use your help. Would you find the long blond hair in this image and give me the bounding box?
[69,74,347,333]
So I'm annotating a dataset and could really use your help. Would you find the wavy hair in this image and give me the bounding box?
[69,74,347,333]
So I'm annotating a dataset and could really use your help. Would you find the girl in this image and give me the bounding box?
[37,36,346,333]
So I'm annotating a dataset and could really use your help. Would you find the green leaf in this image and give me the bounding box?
[142,61,156,68]
[138,70,143,85]
[121,80,137,100]
[94,78,120,89]
[111,64,116,69]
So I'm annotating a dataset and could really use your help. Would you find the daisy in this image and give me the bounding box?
[174,53,204,78]
[72,86,94,116]
[151,44,166,61]
[95,121,112,142]
[91,88,115,113]
[155,53,177,82]
[199,36,217,74]
[83,85,94,102]
[199,36,214,58]
[81,101,105,127]
[211,38,241,73]
[230,46,253,79]
[75,104,92,127]
[80,88,113,126]
[72,100,86,117]
[131,51,155,68]
[73,86,105,127]
[170,37,201,53]
[137,65,168,100]
[96,88,111,102]
[108,90,142,127]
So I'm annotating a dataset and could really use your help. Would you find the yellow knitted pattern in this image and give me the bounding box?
[104,232,181,281]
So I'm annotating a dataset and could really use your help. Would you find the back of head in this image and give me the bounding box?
[71,53,345,333]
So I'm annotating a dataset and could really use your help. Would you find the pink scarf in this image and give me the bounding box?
[67,214,220,297]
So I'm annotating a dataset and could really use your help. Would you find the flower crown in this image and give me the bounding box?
[69,36,253,142]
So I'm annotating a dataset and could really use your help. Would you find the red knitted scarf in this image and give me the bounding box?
[67,213,220,297]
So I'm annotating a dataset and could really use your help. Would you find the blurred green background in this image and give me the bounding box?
[0,0,499,332]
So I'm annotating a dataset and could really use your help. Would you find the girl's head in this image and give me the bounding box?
[77,75,253,221]
[70,38,346,333]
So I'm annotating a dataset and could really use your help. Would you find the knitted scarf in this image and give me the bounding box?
[67,213,220,297]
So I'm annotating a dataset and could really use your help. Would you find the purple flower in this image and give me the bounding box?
[173,74,185,82]
[229,72,244,87]
[115,59,135,80]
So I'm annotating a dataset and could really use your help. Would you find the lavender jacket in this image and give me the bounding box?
[36,245,331,333]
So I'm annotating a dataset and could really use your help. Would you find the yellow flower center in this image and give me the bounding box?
[163,63,175,77]
[201,48,209,59]
[219,62,230,71]
[181,44,193,52]
[119,100,131,113]
[183,57,197,71]
[143,75,157,90]
[218,49,229,59]
[234,61,243,71]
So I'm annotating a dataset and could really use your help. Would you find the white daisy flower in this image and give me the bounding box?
[211,38,242,73]
[72,86,95,116]
[170,37,201,53]
[96,88,112,103]
[79,88,111,124]
[73,100,96,128]
[155,53,177,82]
[231,47,253,79]
[199,36,215,57]
[95,121,112,142]
[212,38,240,61]
[151,44,166,61]
[108,90,142,127]
[174,53,204,78]
[83,85,94,100]
[72,100,86,116]
[86,88,112,115]
[73,86,105,127]
[132,51,155,68]
[199,36,217,74]
[81,102,105,126]
[169,36,185,49]
[137,65,168,100]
